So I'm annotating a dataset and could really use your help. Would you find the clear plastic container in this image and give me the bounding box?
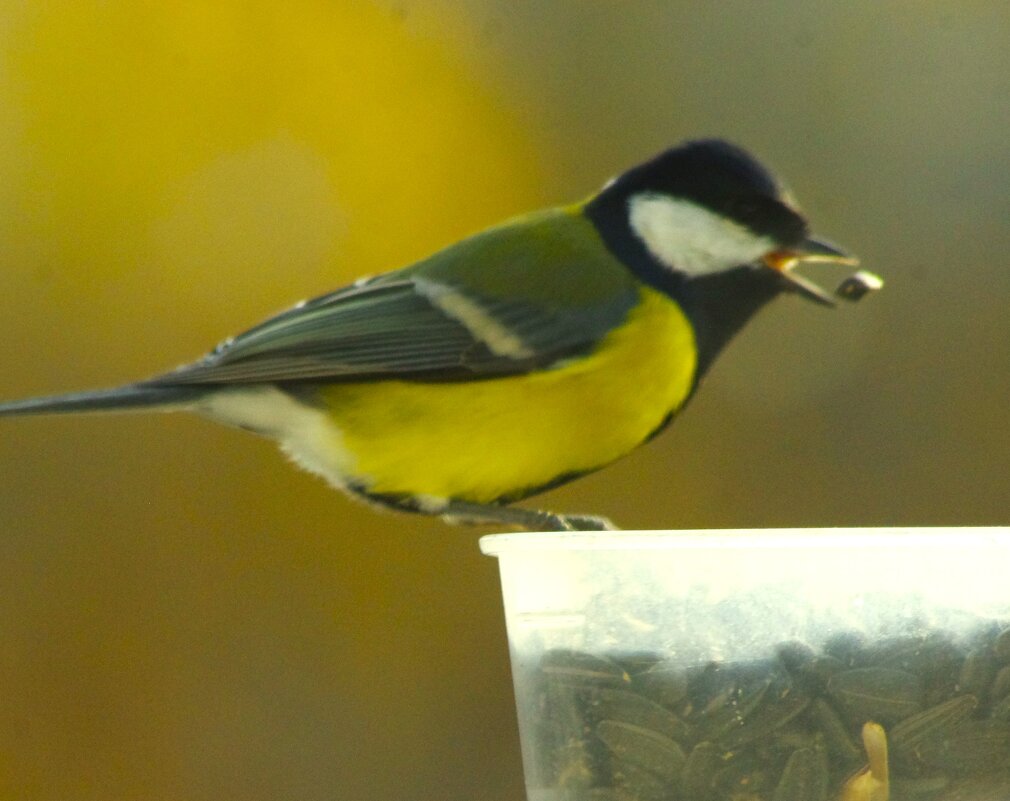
[481,529,1010,801]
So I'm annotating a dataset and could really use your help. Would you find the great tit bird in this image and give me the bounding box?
[0,139,877,531]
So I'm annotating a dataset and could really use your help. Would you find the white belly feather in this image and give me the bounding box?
[196,387,355,489]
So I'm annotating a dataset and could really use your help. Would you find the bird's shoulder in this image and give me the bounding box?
[400,205,639,308]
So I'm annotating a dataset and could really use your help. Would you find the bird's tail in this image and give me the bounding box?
[0,383,208,418]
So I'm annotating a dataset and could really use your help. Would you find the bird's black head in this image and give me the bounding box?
[585,139,857,376]
[597,139,809,252]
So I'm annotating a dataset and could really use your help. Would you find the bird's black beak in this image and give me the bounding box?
[762,237,861,307]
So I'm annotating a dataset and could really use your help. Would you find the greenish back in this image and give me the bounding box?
[409,206,637,307]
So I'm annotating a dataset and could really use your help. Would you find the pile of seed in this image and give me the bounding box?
[523,624,1010,800]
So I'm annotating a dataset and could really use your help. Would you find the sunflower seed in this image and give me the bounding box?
[994,628,1010,664]
[835,270,883,301]
[719,683,811,749]
[828,667,924,727]
[956,647,997,703]
[891,695,978,772]
[772,745,829,801]
[810,698,863,766]
[990,665,1010,702]
[890,775,950,799]
[680,741,724,801]
[542,649,632,687]
[585,687,691,744]
[609,757,675,801]
[541,680,598,789]
[936,771,1010,801]
[633,662,689,709]
[596,719,686,783]
[990,693,1010,722]
[912,719,1010,776]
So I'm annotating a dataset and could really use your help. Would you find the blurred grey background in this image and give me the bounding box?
[0,2,1006,800]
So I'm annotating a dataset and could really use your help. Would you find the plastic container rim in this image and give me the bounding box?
[479,526,1010,556]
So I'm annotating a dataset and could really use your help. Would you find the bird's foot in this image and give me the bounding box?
[440,500,619,532]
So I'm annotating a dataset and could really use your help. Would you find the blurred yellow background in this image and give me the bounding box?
[0,2,1007,799]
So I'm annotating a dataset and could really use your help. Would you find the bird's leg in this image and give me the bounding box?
[440,500,618,532]
[553,512,619,531]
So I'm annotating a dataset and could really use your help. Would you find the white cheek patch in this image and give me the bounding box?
[628,194,775,275]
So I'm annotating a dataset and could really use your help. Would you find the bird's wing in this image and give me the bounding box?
[149,210,639,386]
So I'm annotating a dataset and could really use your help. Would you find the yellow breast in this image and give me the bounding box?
[319,286,697,503]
